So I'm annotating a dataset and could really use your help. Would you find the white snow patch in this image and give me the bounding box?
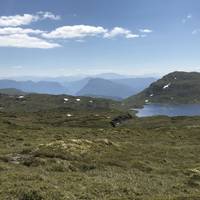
[150,94,154,97]
[163,83,171,89]
[76,98,81,102]
[89,100,93,103]
[67,114,72,117]
[174,77,177,80]
[145,99,149,103]
[64,98,69,102]
[18,96,24,99]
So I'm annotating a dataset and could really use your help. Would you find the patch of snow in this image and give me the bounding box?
[67,114,72,117]
[145,99,149,103]
[76,98,81,102]
[150,94,154,97]
[18,96,24,99]
[64,98,69,102]
[174,77,177,80]
[163,83,171,89]
[89,100,93,103]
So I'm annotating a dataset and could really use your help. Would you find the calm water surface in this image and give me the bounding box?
[135,104,200,117]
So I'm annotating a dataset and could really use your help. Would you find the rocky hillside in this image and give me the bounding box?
[125,71,200,107]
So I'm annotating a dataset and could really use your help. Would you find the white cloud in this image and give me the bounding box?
[43,25,141,40]
[0,34,61,49]
[0,14,35,27]
[0,11,152,48]
[0,24,150,49]
[0,12,61,49]
[0,27,44,35]
[139,29,153,33]
[37,11,61,21]
[104,27,139,39]
[42,25,107,39]
[0,12,60,27]
[0,27,57,49]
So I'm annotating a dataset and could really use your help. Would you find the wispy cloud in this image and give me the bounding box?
[104,27,139,39]
[0,12,60,27]
[0,27,44,35]
[192,29,200,35]
[182,14,192,24]
[37,11,61,21]
[139,29,153,33]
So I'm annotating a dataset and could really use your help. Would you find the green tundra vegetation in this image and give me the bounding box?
[0,93,200,200]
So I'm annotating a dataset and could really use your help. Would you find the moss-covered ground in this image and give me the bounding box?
[0,94,200,199]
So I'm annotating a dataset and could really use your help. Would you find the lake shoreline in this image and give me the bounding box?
[132,103,200,117]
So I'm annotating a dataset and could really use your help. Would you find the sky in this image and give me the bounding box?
[0,0,200,77]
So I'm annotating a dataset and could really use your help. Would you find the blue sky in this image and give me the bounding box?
[0,0,200,77]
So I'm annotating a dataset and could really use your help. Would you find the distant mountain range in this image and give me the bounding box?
[1,73,158,82]
[0,80,68,95]
[1,71,200,106]
[125,71,200,107]
[76,78,134,100]
[0,74,156,99]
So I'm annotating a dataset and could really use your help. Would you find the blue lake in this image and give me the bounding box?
[134,104,200,117]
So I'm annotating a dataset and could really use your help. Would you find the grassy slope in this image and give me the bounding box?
[0,93,123,113]
[0,93,200,199]
[0,88,26,95]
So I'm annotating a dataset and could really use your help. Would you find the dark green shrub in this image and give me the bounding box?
[19,190,43,200]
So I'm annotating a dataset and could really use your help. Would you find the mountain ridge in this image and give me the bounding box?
[76,78,135,99]
[125,71,200,107]
[0,79,68,95]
